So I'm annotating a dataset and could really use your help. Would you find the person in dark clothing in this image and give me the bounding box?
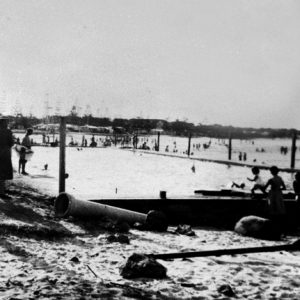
[18,147,26,174]
[264,166,286,234]
[0,116,14,197]
[293,172,300,200]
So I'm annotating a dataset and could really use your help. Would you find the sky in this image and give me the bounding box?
[0,0,299,129]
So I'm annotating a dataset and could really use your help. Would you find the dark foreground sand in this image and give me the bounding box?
[1,182,300,299]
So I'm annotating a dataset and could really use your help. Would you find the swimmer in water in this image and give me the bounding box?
[191,164,196,173]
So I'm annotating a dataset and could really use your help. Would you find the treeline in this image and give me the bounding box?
[10,114,298,139]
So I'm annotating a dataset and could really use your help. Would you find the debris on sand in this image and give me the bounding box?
[234,215,281,240]
[120,253,167,279]
[175,224,196,236]
[217,284,236,297]
[106,234,130,244]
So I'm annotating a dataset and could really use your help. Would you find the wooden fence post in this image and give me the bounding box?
[59,117,66,193]
[114,134,117,147]
[187,133,192,156]
[291,130,297,169]
[228,132,232,161]
[157,132,160,152]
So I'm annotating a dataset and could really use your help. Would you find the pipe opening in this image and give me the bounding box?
[55,193,71,217]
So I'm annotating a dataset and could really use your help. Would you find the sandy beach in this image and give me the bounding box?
[1,179,300,299]
[1,0,300,298]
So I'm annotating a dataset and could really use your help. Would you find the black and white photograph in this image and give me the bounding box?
[0,0,300,299]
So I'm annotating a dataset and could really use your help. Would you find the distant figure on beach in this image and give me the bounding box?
[293,172,300,200]
[243,152,247,161]
[18,147,26,174]
[69,137,75,146]
[264,166,286,230]
[22,128,33,149]
[280,146,288,155]
[238,152,242,161]
[90,135,97,147]
[132,135,138,149]
[247,167,266,196]
[20,128,33,175]
[191,164,195,173]
[0,116,14,197]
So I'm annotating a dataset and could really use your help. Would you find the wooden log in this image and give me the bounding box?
[149,239,300,260]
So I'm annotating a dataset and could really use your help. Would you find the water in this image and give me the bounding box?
[18,132,299,168]
[11,140,296,200]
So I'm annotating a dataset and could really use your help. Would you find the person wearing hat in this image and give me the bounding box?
[0,116,14,197]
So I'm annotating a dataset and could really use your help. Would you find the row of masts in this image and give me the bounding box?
[0,92,157,121]
[0,94,111,123]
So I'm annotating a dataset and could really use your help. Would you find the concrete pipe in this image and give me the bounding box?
[54,192,147,225]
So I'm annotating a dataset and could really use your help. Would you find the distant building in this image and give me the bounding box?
[33,123,60,131]
[150,128,164,134]
[113,126,126,134]
[80,125,113,134]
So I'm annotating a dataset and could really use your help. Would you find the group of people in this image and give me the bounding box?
[0,116,33,197]
[280,146,289,155]
[238,152,247,161]
[233,166,300,229]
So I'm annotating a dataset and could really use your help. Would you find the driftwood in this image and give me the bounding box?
[149,239,300,260]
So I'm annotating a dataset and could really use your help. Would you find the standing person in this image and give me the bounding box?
[20,128,33,175]
[264,166,286,231]
[293,172,300,200]
[238,152,242,161]
[0,116,14,197]
[247,167,266,196]
[18,147,26,174]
